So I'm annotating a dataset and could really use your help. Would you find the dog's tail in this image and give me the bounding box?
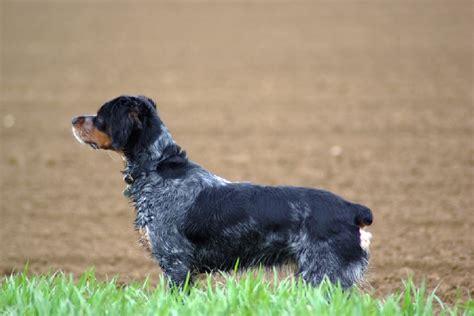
[352,203,373,227]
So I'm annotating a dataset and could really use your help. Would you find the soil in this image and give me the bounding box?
[1,0,472,303]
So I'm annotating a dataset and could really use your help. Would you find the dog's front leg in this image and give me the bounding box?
[150,229,195,289]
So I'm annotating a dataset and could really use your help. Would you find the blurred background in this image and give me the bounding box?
[1,0,472,302]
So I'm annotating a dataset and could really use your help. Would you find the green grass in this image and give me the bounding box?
[0,269,471,316]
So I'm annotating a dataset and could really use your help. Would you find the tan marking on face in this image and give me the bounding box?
[91,128,113,148]
[72,115,113,149]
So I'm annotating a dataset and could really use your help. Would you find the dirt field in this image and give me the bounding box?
[1,0,472,303]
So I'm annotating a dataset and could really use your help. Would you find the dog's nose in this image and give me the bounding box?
[71,116,83,125]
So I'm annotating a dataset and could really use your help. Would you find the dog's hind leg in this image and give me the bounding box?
[295,240,352,289]
[295,239,368,289]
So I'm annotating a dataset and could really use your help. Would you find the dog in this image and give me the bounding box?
[72,95,373,288]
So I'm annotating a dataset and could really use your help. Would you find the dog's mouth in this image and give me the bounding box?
[72,126,100,150]
[86,141,99,150]
[72,127,85,144]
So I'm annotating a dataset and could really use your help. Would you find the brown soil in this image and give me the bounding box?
[1,0,472,304]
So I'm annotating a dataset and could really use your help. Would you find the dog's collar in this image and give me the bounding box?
[123,173,135,185]
[122,168,154,198]
[122,168,154,186]
[122,145,187,197]
[122,174,135,198]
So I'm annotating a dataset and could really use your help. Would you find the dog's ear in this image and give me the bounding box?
[136,95,157,111]
[108,95,159,150]
[110,107,137,149]
[128,96,157,130]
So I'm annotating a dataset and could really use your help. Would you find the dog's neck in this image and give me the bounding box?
[122,127,188,184]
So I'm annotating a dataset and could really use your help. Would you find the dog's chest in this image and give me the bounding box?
[130,176,204,245]
[136,226,152,253]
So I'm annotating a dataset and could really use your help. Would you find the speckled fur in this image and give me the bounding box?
[72,95,373,289]
[136,227,152,254]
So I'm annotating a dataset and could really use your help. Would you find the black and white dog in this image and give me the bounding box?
[72,95,373,288]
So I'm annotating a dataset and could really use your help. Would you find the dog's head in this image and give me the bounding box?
[71,95,162,153]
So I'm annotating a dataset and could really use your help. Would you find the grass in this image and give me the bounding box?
[0,269,472,316]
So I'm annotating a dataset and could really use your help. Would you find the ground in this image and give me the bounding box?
[1,0,472,303]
